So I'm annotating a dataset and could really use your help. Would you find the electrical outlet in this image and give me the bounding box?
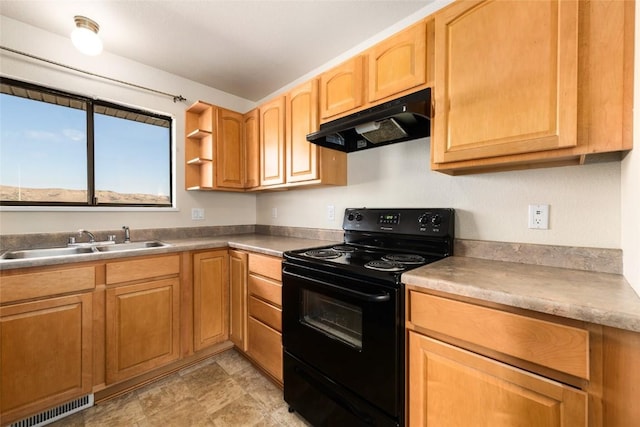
[271,207,278,219]
[191,208,205,220]
[327,205,335,221]
[528,204,549,229]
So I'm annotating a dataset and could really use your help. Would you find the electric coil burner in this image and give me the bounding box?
[282,208,455,427]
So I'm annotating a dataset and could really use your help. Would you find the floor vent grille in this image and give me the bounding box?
[10,394,94,427]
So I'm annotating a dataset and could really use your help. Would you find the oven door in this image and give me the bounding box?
[282,263,403,419]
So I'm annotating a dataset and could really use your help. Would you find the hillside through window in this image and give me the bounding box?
[0,78,173,207]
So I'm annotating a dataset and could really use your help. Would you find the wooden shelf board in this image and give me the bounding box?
[187,157,212,165]
[187,129,212,139]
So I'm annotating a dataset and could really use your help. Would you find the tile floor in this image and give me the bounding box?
[50,349,311,426]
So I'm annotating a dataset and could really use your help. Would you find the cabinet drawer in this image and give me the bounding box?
[247,317,283,382]
[408,291,589,379]
[248,253,282,281]
[248,295,281,332]
[1,266,95,304]
[106,255,180,284]
[248,274,282,307]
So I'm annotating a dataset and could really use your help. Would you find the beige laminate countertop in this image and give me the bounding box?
[0,234,340,271]
[403,256,640,334]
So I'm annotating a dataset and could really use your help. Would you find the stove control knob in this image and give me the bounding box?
[431,214,442,227]
[355,213,363,221]
[347,213,355,221]
[418,213,430,226]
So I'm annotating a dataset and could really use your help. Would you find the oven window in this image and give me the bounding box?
[300,290,363,349]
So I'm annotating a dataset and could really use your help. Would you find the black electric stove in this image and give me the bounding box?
[282,208,454,427]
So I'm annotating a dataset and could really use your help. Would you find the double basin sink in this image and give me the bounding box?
[1,241,171,260]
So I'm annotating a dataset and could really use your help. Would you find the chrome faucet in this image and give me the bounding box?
[78,229,96,243]
[122,226,131,243]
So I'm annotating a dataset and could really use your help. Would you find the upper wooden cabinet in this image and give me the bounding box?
[216,107,245,189]
[367,20,428,103]
[319,20,430,122]
[259,96,287,186]
[185,102,249,190]
[319,56,365,120]
[185,101,214,190]
[431,0,634,174]
[286,80,319,183]
[260,84,347,189]
[243,108,260,189]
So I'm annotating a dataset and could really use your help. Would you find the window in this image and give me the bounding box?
[0,78,173,207]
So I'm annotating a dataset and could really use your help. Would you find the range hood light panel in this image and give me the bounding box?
[355,121,381,135]
[358,118,408,144]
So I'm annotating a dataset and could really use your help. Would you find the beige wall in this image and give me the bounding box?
[256,139,621,249]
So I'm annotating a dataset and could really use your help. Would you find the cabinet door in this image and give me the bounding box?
[367,21,427,103]
[216,107,245,189]
[243,109,260,189]
[408,332,587,427]
[193,250,229,351]
[259,96,286,186]
[247,317,283,383]
[1,294,92,425]
[432,0,579,164]
[106,278,180,384]
[286,79,320,183]
[229,250,248,351]
[319,56,365,120]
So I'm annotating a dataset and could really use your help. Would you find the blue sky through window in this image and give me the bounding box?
[0,94,87,190]
[1,93,171,201]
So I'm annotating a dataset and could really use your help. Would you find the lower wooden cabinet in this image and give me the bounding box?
[193,250,229,351]
[229,249,248,351]
[237,252,283,384]
[105,277,180,384]
[0,292,93,425]
[105,255,181,384]
[408,332,587,426]
[247,316,283,381]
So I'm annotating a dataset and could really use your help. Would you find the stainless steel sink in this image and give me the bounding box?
[94,241,171,252]
[0,241,172,260]
[0,246,97,259]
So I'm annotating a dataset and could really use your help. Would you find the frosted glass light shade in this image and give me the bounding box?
[71,16,103,56]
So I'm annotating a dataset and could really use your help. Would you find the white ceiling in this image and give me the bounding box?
[0,1,436,101]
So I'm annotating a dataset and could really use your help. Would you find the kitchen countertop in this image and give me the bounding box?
[4,235,639,334]
[403,256,640,334]
[0,234,340,271]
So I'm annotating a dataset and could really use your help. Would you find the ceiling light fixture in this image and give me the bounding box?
[71,15,103,56]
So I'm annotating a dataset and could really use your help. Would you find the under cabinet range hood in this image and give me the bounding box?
[307,88,431,152]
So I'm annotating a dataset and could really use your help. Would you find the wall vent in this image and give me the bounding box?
[10,394,94,427]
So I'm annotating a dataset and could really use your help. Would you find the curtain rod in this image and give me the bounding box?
[1,45,187,103]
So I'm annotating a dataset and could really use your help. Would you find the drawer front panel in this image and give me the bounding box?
[409,291,589,379]
[248,295,282,332]
[248,253,282,281]
[106,255,180,284]
[1,266,95,304]
[247,317,283,381]
[248,274,282,307]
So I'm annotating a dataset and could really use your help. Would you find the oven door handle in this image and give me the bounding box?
[283,268,391,302]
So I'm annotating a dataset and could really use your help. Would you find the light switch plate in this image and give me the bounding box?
[191,208,205,220]
[327,205,335,221]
